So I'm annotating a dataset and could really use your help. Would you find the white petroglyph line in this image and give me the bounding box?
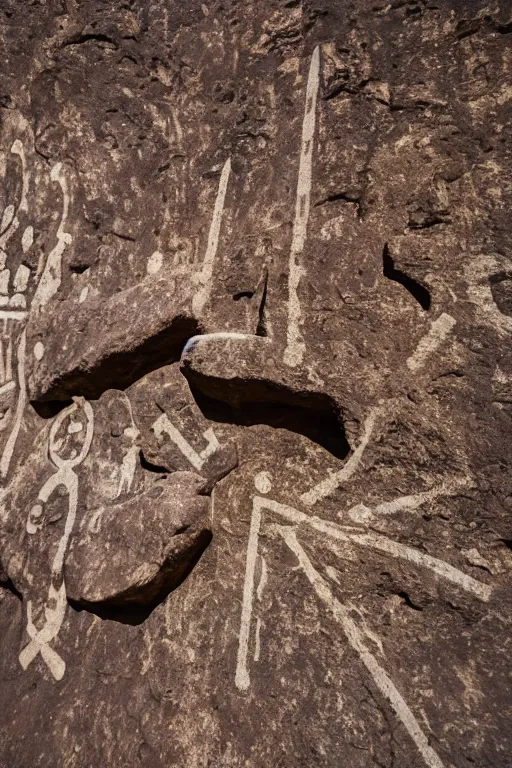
[152,413,219,472]
[257,555,268,602]
[14,264,30,292]
[32,163,72,311]
[347,477,471,524]
[0,340,4,383]
[406,313,456,372]
[0,205,15,236]
[11,140,29,213]
[301,407,379,506]
[5,336,12,382]
[235,497,264,691]
[192,157,231,315]
[253,497,491,599]
[0,379,15,396]
[20,400,95,681]
[116,442,139,498]
[19,585,67,681]
[147,250,163,275]
[280,528,445,768]
[284,45,320,368]
[0,329,26,479]
[0,310,27,320]
[51,474,78,577]
[254,616,262,662]
[21,225,33,254]
[348,531,491,602]
[182,332,258,357]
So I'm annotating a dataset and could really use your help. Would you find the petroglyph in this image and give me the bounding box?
[284,46,320,368]
[32,163,72,311]
[192,157,231,315]
[20,399,94,680]
[235,471,491,766]
[152,412,220,472]
[406,313,456,372]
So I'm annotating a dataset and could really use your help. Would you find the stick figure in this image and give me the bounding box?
[19,398,94,680]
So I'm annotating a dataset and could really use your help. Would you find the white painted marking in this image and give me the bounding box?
[0,329,26,479]
[0,205,15,235]
[33,341,45,361]
[257,555,268,602]
[152,413,220,472]
[26,503,44,534]
[406,313,456,372]
[347,477,471,524]
[19,399,94,680]
[147,250,163,275]
[192,157,231,315]
[0,310,26,320]
[235,490,491,691]
[0,379,15,397]
[182,332,257,357]
[116,416,139,498]
[13,264,30,292]
[32,163,72,311]
[21,225,34,254]
[9,293,26,309]
[284,46,321,368]
[254,616,262,662]
[280,529,445,768]
[19,587,67,681]
[235,495,263,690]
[10,140,29,212]
[349,531,491,602]
[255,471,272,494]
[301,407,380,506]
[0,269,10,294]
[78,286,89,304]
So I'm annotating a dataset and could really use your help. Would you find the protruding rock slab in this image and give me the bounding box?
[66,471,211,607]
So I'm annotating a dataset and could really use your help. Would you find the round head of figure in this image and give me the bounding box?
[48,398,94,469]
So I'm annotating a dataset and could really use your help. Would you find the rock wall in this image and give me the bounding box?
[1,1,511,766]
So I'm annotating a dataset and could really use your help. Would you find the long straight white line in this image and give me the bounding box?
[406,313,456,372]
[260,498,491,602]
[280,528,445,768]
[193,157,231,315]
[284,45,320,368]
[0,329,26,479]
[301,407,379,506]
[235,497,263,691]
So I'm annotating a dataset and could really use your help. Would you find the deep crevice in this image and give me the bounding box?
[232,291,254,301]
[67,529,212,626]
[256,268,269,337]
[183,371,350,460]
[0,577,22,601]
[62,33,118,49]
[139,450,168,474]
[30,399,73,419]
[69,264,89,275]
[398,590,423,611]
[34,316,200,405]
[382,244,431,310]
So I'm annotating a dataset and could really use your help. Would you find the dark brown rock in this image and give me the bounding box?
[0,1,511,767]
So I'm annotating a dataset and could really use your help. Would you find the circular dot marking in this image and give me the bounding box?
[33,342,45,361]
[255,471,272,494]
[147,251,163,275]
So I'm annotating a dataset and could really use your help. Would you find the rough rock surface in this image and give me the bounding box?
[0,1,511,767]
